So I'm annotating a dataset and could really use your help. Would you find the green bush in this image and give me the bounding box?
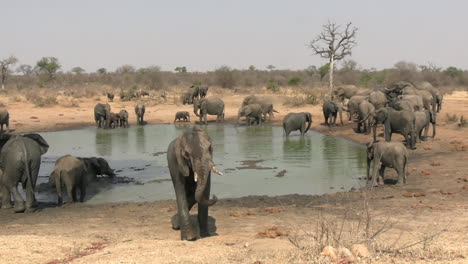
[288,76,302,86]
[266,80,279,92]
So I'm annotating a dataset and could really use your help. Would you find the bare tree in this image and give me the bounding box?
[0,56,18,90]
[309,22,358,95]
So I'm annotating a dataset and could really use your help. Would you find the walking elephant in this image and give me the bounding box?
[94,103,111,128]
[333,85,359,101]
[357,100,375,134]
[0,109,9,133]
[283,112,312,136]
[370,107,417,149]
[366,141,408,187]
[174,111,190,122]
[119,110,129,127]
[0,134,49,213]
[135,103,145,125]
[322,100,343,127]
[414,110,436,142]
[238,104,263,125]
[193,98,225,125]
[167,126,222,241]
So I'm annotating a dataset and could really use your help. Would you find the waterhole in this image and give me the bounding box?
[37,124,367,204]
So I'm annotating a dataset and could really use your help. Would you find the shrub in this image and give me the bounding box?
[266,80,279,92]
[214,66,237,89]
[446,113,458,123]
[288,76,302,86]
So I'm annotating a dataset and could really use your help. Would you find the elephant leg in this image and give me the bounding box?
[79,175,86,203]
[378,165,386,185]
[65,183,74,203]
[172,182,198,241]
[204,114,207,125]
[198,177,211,237]
[1,184,12,209]
[372,162,380,187]
[395,166,405,186]
[11,184,25,213]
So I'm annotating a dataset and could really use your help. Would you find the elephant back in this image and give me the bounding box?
[204,98,224,115]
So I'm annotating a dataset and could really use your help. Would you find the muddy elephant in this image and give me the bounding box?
[368,91,387,110]
[0,109,9,133]
[322,100,343,127]
[414,110,436,142]
[357,100,375,134]
[346,95,368,121]
[94,103,111,129]
[283,112,312,136]
[174,111,190,123]
[333,85,359,101]
[51,155,88,204]
[238,104,263,125]
[193,98,225,125]
[366,141,408,186]
[0,134,49,213]
[167,126,222,241]
[119,110,129,127]
[370,107,417,149]
[199,86,209,99]
[135,103,146,125]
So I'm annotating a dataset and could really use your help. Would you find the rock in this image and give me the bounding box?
[402,192,414,197]
[430,161,441,166]
[339,247,356,262]
[229,211,242,217]
[246,209,256,216]
[413,192,426,197]
[321,246,338,262]
[352,244,371,258]
[420,170,432,175]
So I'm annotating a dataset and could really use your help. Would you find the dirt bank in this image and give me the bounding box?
[0,92,467,263]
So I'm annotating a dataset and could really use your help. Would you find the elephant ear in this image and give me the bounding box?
[175,134,190,177]
[22,133,49,155]
[0,134,13,151]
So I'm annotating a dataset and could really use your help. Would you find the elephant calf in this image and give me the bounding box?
[109,112,120,128]
[174,111,190,122]
[322,100,343,127]
[119,110,129,127]
[0,109,9,133]
[51,155,88,204]
[283,112,312,136]
[238,104,263,125]
[367,141,408,187]
[414,110,436,142]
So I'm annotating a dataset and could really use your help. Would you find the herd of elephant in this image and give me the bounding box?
[321,81,443,187]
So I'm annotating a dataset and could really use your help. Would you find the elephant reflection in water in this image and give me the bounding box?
[95,130,113,156]
[238,126,274,159]
[282,136,312,162]
[135,126,146,153]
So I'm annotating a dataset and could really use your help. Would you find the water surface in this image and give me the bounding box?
[38,124,367,204]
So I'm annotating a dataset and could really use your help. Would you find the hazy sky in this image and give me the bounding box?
[1,0,467,72]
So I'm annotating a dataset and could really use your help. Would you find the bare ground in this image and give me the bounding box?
[0,91,467,263]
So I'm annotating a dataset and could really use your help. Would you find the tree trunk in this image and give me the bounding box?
[329,56,334,97]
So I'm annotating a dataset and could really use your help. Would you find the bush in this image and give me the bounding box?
[31,96,58,107]
[266,80,279,92]
[288,76,302,86]
[214,66,237,89]
[446,113,458,123]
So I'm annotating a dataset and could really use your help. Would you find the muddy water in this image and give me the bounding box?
[38,124,367,204]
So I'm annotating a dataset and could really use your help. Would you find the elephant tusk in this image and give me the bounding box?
[212,166,223,175]
[194,172,198,182]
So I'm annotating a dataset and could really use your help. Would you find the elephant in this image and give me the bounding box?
[94,103,111,128]
[332,85,359,101]
[0,109,9,133]
[368,107,417,149]
[322,100,343,127]
[106,93,114,102]
[109,112,120,128]
[436,94,443,112]
[345,95,368,121]
[188,86,200,102]
[414,110,436,142]
[167,126,222,241]
[193,98,225,125]
[388,97,415,112]
[119,110,129,127]
[283,112,312,136]
[51,155,88,204]
[182,92,192,105]
[368,91,387,110]
[238,104,263,126]
[199,86,209,98]
[0,134,49,213]
[174,111,190,122]
[241,95,258,107]
[135,103,146,125]
[357,100,375,134]
[240,95,276,120]
[403,89,434,111]
[397,95,423,111]
[366,141,408,187]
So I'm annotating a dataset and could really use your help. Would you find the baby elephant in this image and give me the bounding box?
[119,110,129,127]
[366,141,408,187]
[174,111,190,122]
[135,103,146,125]
[51,155,88,204]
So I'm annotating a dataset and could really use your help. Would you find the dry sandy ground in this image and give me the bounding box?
[0,91,467,263]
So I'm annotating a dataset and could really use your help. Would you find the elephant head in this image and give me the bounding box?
[333,88,345,101]
[174,126,221,206]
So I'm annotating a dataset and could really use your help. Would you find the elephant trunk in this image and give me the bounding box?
[194,167,217,207]
[105,110,111,128]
